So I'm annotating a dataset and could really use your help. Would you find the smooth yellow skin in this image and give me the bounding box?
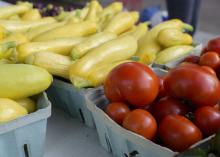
[0,33,28,45]
[16,98,36,113]
[122,22,148,40]
[0,2,32,19]
[0,41,16,59]
[155,45,193,64]
[0,64,52,99]
[71,32,117,60]
[103,11,139,35]
[99,2,123,20]
[8,14,21,20]
[25,52,73,79]
[33,21,98,42]
[26,22,66,41]
[0,17,56,33]
[16,37,84,62]
[0,98,27,123]
[69,35,137,88]
[88,60,131,87]
[21,9,42,21]
[0,25,5,40]
[85,0,101,22]
[136,19,193,64]
[157,28,193,48]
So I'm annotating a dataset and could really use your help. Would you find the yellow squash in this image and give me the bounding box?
[71,32,117,60]
[0,25,6,40]
[8,14,21,20]
[122,22,148,40]
[27,22,66,41]
[16,37,84,62]
[16,98,36,113]
[21,9,42,21]
[0,41,16,59]
[155,45,193,64]
[69,35,137,88]
[103,11,139,35]
[88,60,131,87]
[0,2,32,19]
[157,28,193,47]
[33,21,98,41]
[84,0,102,22]
[0,17,56,32]
[0,64,52,99]
[26,52,73,79]
[99,2,123,20]
[0,98,27,123]
[0,33,28,45]
[135,19,193,64]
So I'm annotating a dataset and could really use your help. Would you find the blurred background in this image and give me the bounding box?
[3,0,219,42]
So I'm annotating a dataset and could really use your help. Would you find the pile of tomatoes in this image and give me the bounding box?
[103,37,220,152]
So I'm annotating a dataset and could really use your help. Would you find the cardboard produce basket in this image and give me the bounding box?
[0,92,51,157]
[46,79,102,128]
[85,68,215,157]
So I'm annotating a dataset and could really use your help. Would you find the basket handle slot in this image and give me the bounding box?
[23,144,30,157]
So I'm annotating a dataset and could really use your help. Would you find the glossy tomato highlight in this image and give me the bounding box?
[151,97,189,122]
[104,62,159,107]
[164,64,220,108]
[159,115,202,152]
[123,109,157,140]
[194,106,220,136]
[106,102,130,125]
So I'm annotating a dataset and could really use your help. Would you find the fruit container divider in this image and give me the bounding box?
[0,92,51,157]
[85,67,215,157]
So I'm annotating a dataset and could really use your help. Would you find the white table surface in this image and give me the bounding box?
[44,107,113,157]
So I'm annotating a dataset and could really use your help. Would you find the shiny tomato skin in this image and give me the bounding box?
[151,97,189,122]
[207,37,220,54]
[159,115,202,152]
[123,109,157,140]
[199,51,220,69]
[106,102,130,125]
[201,66,217,76]
[164,64,220,108]
[104,62,159,107]
[194,106,220,136]
[157,76,167,98]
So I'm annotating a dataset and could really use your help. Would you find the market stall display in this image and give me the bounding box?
[0,1,219,157]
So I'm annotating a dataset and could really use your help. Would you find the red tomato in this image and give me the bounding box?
[151,97,189,122]
[159,115,202,152]
[207,37,220,54]
[201,66,216,76]
[123,109,157,140]
[157,76,167,98]
[104,62,159,107]
[182,55,200,64]
[164,64,220,108]
[194,106,220,136]
[106,102,130,125]
[199,51,220,69]
[214,104,220,110]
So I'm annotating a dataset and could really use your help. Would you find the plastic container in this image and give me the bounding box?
[86,68,214,157]
[0,92,51,157]
[46,78,101,128]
